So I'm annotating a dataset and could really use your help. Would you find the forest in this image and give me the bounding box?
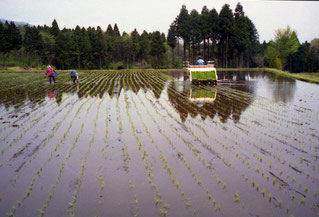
[0,3,318,72]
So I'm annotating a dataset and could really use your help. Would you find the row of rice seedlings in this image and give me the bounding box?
[139,72,296,211]
[8,74,102,177]
[4,96,98,215]
[203,84,316,155]
[77,72,108,98]
[118,73,131,173]
[7,97,91,190]
[150,73,308,214]
[6,73,105,186]
[151,73,319,183]
[132,91,226,209]
[122,83,168,217]
[125,78,220,214]
[36,93,103,216]
[68,97,102,217]
[118,75,144,217]
[174,88,314,212]
[216,84,308,125]
[101,73,119,155]
[0,71,103,147]
[37,162,66,217]
[134,72,231,189]
[84,73,113,98]
[9,72,106,179]
[0,93,77,155]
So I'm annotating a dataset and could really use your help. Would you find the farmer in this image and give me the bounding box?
[45,65,57,84]
[196,56,205,65]
[70,70,79,84]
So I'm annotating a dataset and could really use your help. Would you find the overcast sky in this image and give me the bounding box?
[0,0,318,42]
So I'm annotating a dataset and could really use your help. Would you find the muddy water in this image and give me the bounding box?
[0,70,318,217]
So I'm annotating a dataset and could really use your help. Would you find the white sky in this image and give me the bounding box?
[1,0,318,42]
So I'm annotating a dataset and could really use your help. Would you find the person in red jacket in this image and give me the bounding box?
[45,65,57,84]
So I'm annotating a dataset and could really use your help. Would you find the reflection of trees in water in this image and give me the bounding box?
[264,73,296,103]
[167,80,254,123]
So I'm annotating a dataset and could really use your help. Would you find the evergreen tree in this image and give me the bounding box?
[8,21,22,51]
[55,31,77,69]
[208,8,219,61]
[0,22,8,53]
[50,19,60,37]
[218,4,234,67]
[200,6,210,60]
[95,26,106,68]
[176,5,190,61]
[24,26,43,53]
[167,22,177,66]
[139,30,151,64]
[106,24,114,36]
[231,4,250,67]
[150,31,166,68]
[189,9,201,63]
[131,29,140,64]
[113,24,120,37]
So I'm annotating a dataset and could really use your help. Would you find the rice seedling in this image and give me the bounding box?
[234,191,240,202]
[99,175,105,190]
[6,211,14,217]
[300,196,305,205]
[159,208,168,216]
[278,199,282,208]
[268,193,273,202]
[261,188,266,197]
[290,193,295,200]
[154,197,162,205]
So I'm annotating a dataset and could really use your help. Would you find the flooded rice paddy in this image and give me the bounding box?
[0,70,318,217]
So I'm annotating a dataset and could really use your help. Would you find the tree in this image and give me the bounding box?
[50,19,60,37]
[0,22,8,53]
[167,22,177,66]
[176,5,190,61]
[200,6,210,60]
[113,24,120,37]
[24,26,43,53]
[208,8,219,61]
[55,31,77,69]
[24,26,43,66]
[189,9,201,63]
[150,31,166,68]
[139,30,151,65]
[265,26,299,70]
[131,29,140,64]
[218,4,234,67]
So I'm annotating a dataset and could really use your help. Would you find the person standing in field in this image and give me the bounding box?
[70,70,79,84]
[45,65,57,84]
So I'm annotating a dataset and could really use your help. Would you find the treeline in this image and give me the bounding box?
[0,3,318,72]
[264,26,319,73]
[0,20,169,69]
[167,3,259,68]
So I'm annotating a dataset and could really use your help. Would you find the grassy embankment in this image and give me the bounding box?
[1,66,319,84]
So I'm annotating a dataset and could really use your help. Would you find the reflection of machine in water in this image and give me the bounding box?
[188,86,217,104]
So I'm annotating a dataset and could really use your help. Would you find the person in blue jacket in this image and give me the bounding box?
[196,56,205,65]
[70,70,79,84]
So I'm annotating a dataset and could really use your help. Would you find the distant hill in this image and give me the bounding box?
[0,19,33,26]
